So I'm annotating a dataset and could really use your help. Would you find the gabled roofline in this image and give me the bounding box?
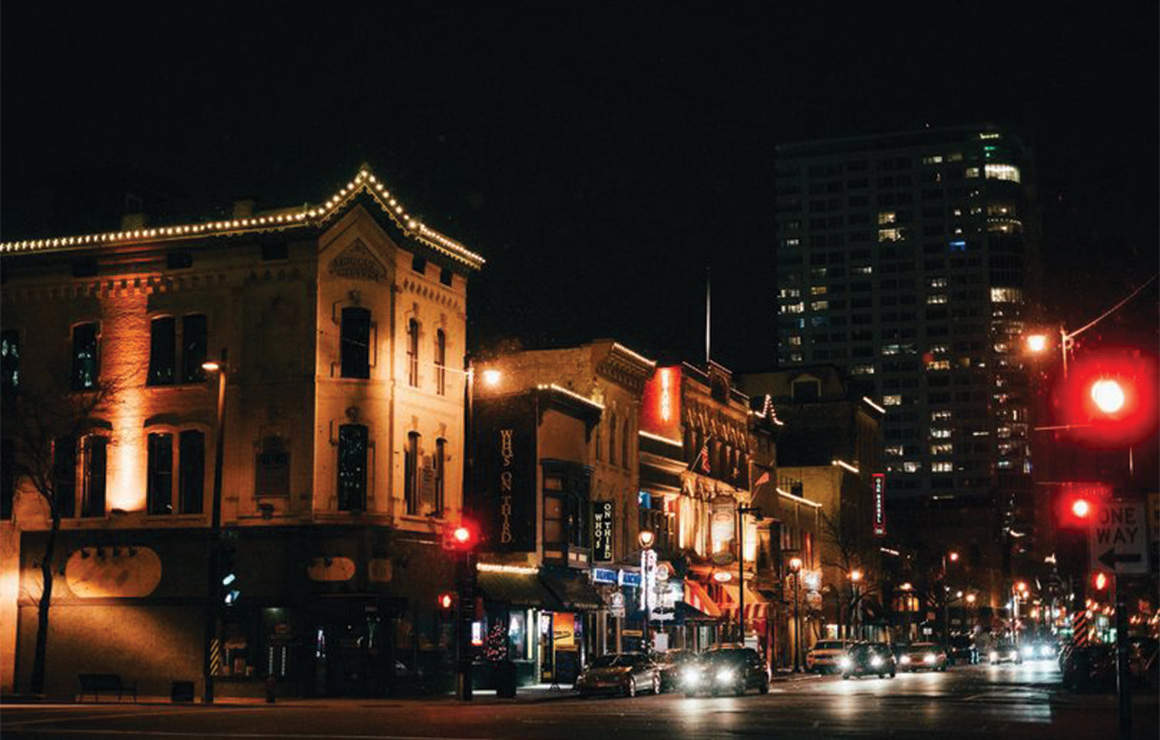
[0,166,485,270]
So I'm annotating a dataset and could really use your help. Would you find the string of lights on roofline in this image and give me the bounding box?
[0,168,486,269]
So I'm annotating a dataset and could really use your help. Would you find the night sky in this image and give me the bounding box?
[2,3,1156,369]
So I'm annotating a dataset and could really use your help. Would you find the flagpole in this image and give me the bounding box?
[705,267,711,365]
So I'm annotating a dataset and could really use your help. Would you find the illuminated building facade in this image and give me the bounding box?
[0,168,483,697]
[773,126,1039,531]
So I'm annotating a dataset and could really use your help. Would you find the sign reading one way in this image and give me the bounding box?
[1089,501,1149,575]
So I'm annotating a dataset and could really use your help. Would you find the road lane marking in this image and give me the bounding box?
[3,708,246,728]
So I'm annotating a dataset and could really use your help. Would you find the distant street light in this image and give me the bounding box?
[1025,334,1049,354]
[638,529,655,550]
[481,368,502,387]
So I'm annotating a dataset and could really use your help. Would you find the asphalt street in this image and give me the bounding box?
[2,662,1156,740]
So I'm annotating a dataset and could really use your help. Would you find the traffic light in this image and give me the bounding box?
[1057,483,1109,528]
[443,520,479,552]
[437,591,457,611]
[1091,572,1111,593]
[1059,351,1158,448]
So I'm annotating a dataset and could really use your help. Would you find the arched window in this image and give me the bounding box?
[407,319,420,387]
[338,424,368,512]
[404,431,421,514]
[608,413,617,466]
[434,438,446,515]
[435,329,447,395]
[621,418,630,469]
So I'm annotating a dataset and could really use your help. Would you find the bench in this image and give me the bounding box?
[78,673,137,702]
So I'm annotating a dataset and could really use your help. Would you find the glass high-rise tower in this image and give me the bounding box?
[773,125,1039,528]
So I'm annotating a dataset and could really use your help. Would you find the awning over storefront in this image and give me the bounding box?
[540,569,604,611]
[720,582,767,621]
[683,579,722,618]
[477,570,565,611]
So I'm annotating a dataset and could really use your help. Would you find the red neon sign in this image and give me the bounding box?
[872,473,886,536]
[641,366,682,441]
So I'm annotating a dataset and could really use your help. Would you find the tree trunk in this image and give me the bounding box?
[29,510,59,695]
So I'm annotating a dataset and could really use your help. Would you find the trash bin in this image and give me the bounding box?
[171,680,195,703]
[496,660,517,698]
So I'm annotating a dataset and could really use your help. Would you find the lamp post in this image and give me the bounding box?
[899,582,913,643]
[638,529,656,650]
[736,505,760,646]
[849,569,863,640]
[200,350,227,704]
[942,551,959,654]
[788,556,803,672]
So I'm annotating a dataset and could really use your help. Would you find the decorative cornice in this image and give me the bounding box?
[0,167,485,271]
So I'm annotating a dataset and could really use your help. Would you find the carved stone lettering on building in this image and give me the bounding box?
[329,239,386,282]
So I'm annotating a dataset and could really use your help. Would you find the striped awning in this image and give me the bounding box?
[720,583,768,621]
[684,579,722,618]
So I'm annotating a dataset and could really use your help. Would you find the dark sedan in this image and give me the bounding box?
[840,642,897,679]
[681,647,770,696]
[898,642,948,672]
[652,650,699,693]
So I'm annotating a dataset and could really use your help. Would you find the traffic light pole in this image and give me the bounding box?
[456,551,476,701]
[1113,581,1131,739]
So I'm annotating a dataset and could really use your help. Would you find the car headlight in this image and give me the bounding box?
[715,669,735,683]
[838,657,852,669]
[682,668,702,685]
[1021,646,1034,658]
[1040,645,1053,657]
[923,653,936,665]
[870,656,883,668]
[900,655,911,665]
[989,651,999,661]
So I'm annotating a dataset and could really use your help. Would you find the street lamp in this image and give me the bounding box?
[942,552,959,654]
[200,350,228,704]
[899,582,913,642]
[848,569,863,640]
[737,504,761,646]
[788,557,803,672]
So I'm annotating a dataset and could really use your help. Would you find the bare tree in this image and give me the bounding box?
[819,511,878,639]
[3,375,122,694]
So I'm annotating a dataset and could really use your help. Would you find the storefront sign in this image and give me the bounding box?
[641,549,658,613]
[609,592,626,618]
[710,495,736,565]
[620,571,642,588]
[592,500,614,561]
[872,473,886,536]
[640,366,682,442]
[471,396,537,552]
[592,567,618,585]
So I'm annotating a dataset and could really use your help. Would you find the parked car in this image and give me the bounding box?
[681,647,770,696]
[987,640,1022,665]
[898,642,948,672]
[652,650,699,693]
[575,653,660,698]
[840,642,897,679]
[806,640,854,673]
[948,635,979,665]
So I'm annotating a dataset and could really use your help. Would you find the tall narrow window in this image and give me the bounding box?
[435,330,447,395]
[255,436,290,498]
[147,432,174,515]
[337,424,368,512]
[71,323,100,390]
[340,307,371,379]
[1,330,18,399]
[621,419,630,469]
[81,435,107,518]
[404,432,421,514]
[148,317,177,386]
[53,436,77,518]
[608,414,617,466]
[407,319,419,387]
[182,314,208,383]
[434,438,446,515]
[1,438,14,520]
[179,430,205,514]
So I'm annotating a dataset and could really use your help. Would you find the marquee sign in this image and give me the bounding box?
[872,473,886,536]
[592,500,614,562]
[471,395,537,552]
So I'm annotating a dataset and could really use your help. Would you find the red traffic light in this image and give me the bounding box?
[1071,498,1091,519]
[1092,572,1109,592]
[1057,351,1158,448]
[444,520,478,551]
[437,592,456,610]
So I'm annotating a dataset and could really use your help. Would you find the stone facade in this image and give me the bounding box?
[0,167,482,696]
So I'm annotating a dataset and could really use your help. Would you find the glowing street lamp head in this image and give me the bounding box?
[638,529,655,549]
[900,582,912,591]
[850,569,863,582]
[481,368,502,387]
[948,551,960,563]
[966,593,977,605]
[201,360,222,373]
[1025,334,1049,353]
[788,557,803,572]
[1090,378,1125,414]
